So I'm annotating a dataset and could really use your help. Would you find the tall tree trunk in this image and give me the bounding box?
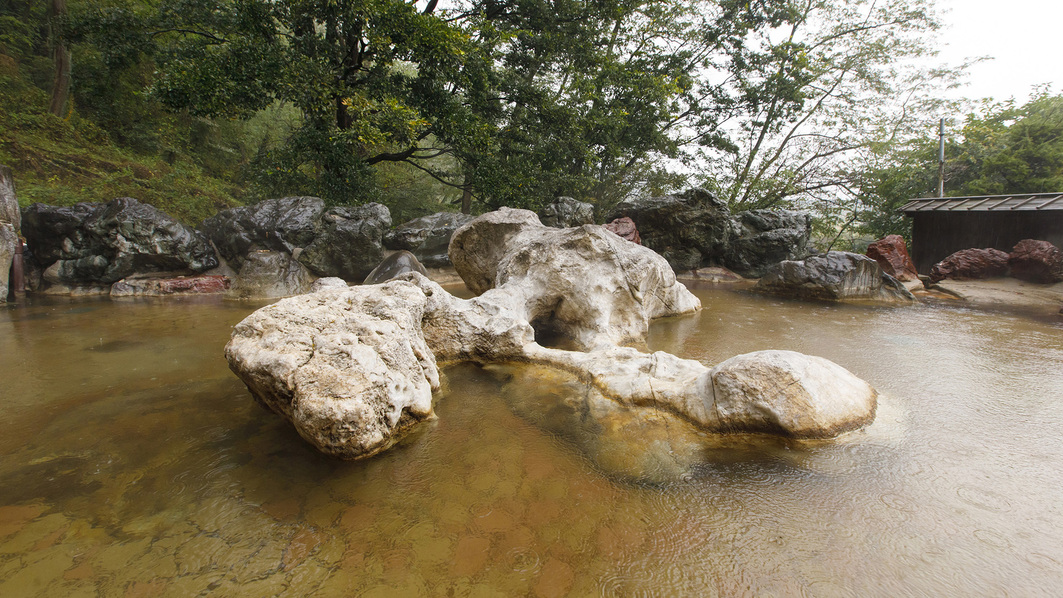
[461,174,472,214]
[48,0,70,117]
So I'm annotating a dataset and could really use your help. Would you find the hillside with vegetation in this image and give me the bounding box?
[2,0,1060,238]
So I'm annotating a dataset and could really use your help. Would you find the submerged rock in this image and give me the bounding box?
[227,209,879,460]
[21,198,218,285]
[929,248,1009,284]
[384,212,473,267]
[866,235,919,282]
[1007,239,1063,284]
[111,275,231,297]
[539,196,594,228]
[754,251,915,303]
[363,250,428,285]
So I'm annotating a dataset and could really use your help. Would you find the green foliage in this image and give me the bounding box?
[0,0,984,233]
[698,0,958,213]
[850,91,1063,243]
[0,67,240,224]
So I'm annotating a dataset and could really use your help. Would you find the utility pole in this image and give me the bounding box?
[937,118,945,198]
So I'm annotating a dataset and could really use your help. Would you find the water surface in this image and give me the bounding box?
[1,287,1062,596]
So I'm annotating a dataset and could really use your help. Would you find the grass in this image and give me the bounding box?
[0,72,243,226]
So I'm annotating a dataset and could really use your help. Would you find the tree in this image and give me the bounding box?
[852,90,1063,242]
[402,0,801,213]
[696,0,963,214]
[113,0,474,205]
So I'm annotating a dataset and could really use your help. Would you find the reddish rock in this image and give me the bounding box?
[1007,239,1063,284]
[866,235,919,282]
[928,248,1009,284]
[110,275,231,297]
[603,217,641,244]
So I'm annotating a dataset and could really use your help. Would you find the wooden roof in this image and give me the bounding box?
[900,193,1063,212]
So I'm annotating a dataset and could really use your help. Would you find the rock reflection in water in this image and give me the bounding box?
[491,363,710,484]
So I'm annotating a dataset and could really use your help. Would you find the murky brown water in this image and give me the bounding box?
[2,286,1062,597]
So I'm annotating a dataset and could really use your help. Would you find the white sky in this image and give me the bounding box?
[936,0,1062,102]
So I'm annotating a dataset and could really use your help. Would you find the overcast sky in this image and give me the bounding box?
[935,0,1062,102]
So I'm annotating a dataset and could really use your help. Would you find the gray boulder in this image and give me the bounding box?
[384,212,474,267]
[606,188,735,271]
[21,198,217,285]
[363,250,428,285]
[754,251,915,302]
[299,203,391,281]
[198,196,326,270]
[606,188,810,276]
[539,196,594,228]
[200,196,392,282]
[728,209,811,278]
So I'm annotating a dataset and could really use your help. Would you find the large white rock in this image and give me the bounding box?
[709,350,877,437]
[450,207,701,350]
[226,210,879,459]
[225,281,439,458]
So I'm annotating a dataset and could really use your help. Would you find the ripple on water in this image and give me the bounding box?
[956,485,1012,513]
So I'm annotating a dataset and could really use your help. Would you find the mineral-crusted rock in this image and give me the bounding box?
[866,235,919,281]
[0,165,19,234]
[363,250,428,285]
[709,350,878,437]
[603,217,641,244]
[310,277,349,292]
[754,251,915,302]
[0,166,19,299]
[449,208,701,350]
[383,212,473,267]
[539,196,594,228]
[605,188,810,276]
[229,210,879,460]
[228,251,315,299]
[298,203,391,280]
[225,281,439,459]
[0,222,15,299]
[198,196,326,270]
[21,198,218,285]
[398,273,534,362]
[111,275,230,297]
[928,248,1009,284]
[1007,239,1063,284]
